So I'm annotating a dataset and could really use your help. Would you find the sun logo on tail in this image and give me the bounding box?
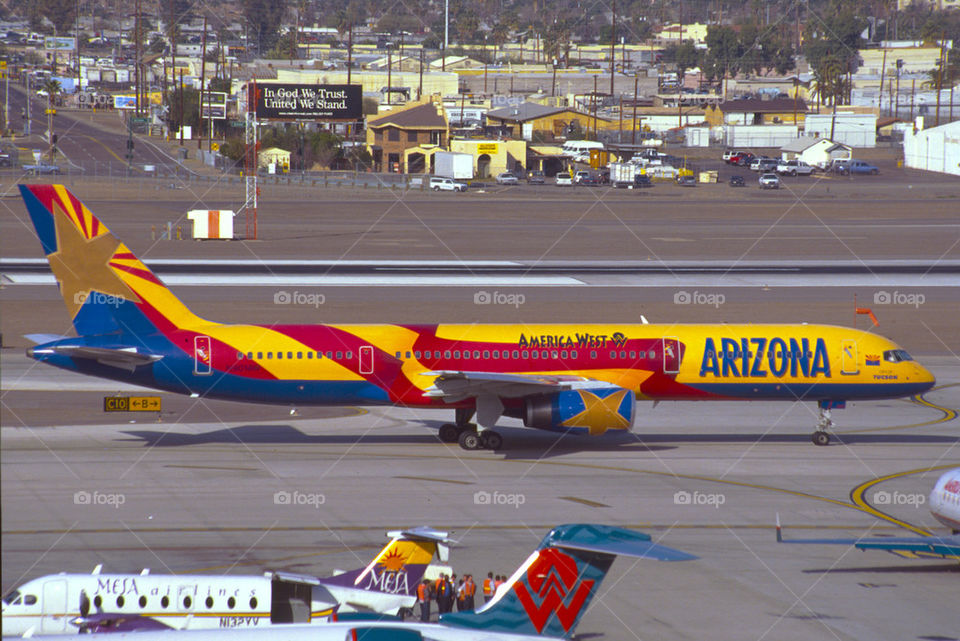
[377,548,408,572]
[513,548,594,634]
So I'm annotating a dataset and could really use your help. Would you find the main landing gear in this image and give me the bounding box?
[438,409,503,450]
[812,406,834,446]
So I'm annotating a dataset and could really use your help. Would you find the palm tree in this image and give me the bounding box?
[41,79,62,160]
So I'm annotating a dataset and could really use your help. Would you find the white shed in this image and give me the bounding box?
[780,137,852,168]
[903,119,960,177]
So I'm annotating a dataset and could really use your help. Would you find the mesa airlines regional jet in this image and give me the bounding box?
[18,185,935,449]
[1,527,452,635]
[16,524,696,641]
[777,468,960,560]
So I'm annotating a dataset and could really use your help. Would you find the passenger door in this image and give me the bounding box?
[41,580,68,634]
[841,339,859,375]
[193,335,212,375]
[359,345,374,375]
[662,337,681,375]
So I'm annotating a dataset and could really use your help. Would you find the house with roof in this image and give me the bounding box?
[365,98,449,173]
[485,101,616,141]
[705,98,808,126]
[428,56,485,71]
[779,137,852,168]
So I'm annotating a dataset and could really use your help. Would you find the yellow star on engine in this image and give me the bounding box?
[47,201,141,319]
[561,389,631,435]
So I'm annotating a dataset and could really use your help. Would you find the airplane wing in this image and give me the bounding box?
[775,517,960,559]
[421,370,590,402]
[28,344,163,372]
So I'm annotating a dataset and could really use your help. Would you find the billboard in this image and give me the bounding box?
[254,83,361,120]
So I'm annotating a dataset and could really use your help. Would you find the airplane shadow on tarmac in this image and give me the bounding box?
[802,563,960,575]
[119,421,957,457]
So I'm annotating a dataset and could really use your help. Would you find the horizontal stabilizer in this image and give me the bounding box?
[266,571,321,586]
[386,526,455,544]
[548,524,697,561]
[25,333,69,344]
[29,344,163,372]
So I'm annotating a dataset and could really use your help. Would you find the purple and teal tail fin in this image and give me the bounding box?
[18,184,205,337]
[440,524,695,639]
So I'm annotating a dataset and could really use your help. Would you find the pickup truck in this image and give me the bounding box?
[776,159,815,176]
[24,163,61,175]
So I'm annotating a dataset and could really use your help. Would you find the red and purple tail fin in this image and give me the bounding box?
[19,184,205,337]
[440,524,695,639]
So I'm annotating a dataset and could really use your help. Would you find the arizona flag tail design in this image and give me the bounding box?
[19,184,204,337]
[440,524,695,639]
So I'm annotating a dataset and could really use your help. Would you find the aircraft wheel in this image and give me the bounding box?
[480,431,503,450]
[812,431,831,446]
[438,423,459,443]
[458,429,481,450]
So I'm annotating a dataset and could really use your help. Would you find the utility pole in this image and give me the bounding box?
[878,48,886,115]
[610,0,616,98]
[386,47,392,104]
[895,59,902,120]
[418,49,423,99]
[199,16,207,149]
[632,76,638,146]
[179,68,184,145]
[134,0,140,116]
[935,36,945,127]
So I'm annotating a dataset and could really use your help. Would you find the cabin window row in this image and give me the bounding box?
[239,351,353,361]
[91,594,259,611]
[392,350,660,361]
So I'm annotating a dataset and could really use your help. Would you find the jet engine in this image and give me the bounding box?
[523,387,635,435]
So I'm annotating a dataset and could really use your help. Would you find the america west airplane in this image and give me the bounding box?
[1,527,453,635]
[777,468,960,560]
[18,185,936,449]
[14,524,696,641]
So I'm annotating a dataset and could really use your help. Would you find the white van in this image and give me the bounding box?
[561,140,604,158]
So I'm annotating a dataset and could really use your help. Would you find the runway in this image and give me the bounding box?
[2,356,958,641]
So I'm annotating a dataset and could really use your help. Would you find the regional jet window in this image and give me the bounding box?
[161,596,169,608]
[117,596,124,607]
[227,597,236,609]
[2,591,19,605]
[183,596,191,608]
[139,596,147,608]
[94,596,102,608]
[25,595,37,606]
[250,597,258,609]
[205,597,214,609]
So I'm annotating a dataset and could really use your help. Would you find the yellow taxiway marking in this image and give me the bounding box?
[837,386,958,434]
[848,464,957,536]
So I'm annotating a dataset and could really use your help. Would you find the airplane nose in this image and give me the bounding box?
[917,364,936,391]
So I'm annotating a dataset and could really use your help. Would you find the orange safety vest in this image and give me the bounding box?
[417,583,429,601]
[464,580,476,597]
[483,578,493,595]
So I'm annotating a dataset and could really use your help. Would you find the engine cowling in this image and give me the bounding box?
[523,387,635,435]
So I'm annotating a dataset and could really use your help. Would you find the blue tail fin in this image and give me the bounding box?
[440,524,694,639]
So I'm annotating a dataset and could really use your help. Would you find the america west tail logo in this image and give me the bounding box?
[513,548,594,634]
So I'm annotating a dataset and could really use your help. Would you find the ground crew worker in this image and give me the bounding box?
[463,574,476,610]
[482,571,494,603]
[494,574,504,595]
[435,573,453,613]
[456,577,466,611]
[417,579,432,622]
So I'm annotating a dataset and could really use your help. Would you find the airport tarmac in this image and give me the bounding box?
[2,356,958,641]
[2,180,959,640]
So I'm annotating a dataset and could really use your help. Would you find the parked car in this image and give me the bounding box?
[759,172,780,189]
[750,157,778,172]
[580,172,602,185]
[845,160,880,175]
[735,153,756,167]
[429,176,467,192]
[555,172,573,186]
[495,172,519,185]
[632,174,653,188]
[725,150,749,164]
[676,174,696,187]
[573,170,592,184]
[729,175,745,187]
[527,170,545,184]
[722,149,742,162]
[776,159,815,176]
[24,162,61,175]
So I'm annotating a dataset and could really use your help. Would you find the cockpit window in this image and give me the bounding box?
[2,590,21,605]
[883,350,913,363]
[24,595,37,605]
